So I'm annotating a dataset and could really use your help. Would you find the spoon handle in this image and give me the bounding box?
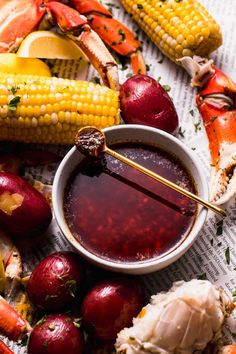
[104,146,227,218]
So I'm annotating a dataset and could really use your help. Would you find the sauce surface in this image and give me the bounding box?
[64,143,197,263]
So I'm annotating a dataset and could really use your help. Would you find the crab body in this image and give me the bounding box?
[116,279,234,354]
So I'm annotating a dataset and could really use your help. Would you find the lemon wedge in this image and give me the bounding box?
[0,53,52,76]
[0,255,6,294]
[17,30,86,60]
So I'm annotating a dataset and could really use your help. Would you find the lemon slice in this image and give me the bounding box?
[17,30,86,60]
[0,53,52,76]
[0,255,6,294]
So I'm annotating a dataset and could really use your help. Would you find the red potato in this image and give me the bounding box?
[0,172,52,237]
[81,278,145,341]
[27,252,85,311]
[120,74,179,135]
[27,314,84,354]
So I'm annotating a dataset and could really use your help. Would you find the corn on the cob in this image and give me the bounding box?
[0,72,120,144]
[121,0,222,63]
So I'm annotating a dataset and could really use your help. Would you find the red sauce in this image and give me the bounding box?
[64,143,197,263]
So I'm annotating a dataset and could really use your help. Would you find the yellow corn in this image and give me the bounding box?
[0,72,120,144]
[121,0,222,63]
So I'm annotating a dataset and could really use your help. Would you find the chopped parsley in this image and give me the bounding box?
[198,272,207,280]
[178,126,185,138]
[8,86,19,95]
[194,121,201,133]
[137,4,143,9]
[232,290,236,297]
[65,279,77,298]
[8,95,21,111]
[216,219,223,235]
[163,84,171,92]
[118,28,126,43]
[73,318,82,329]
[210,116,218,122]
[225,247,230,265]
[189,109,194,116]
[93,76,101,84]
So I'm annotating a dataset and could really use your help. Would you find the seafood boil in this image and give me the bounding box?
[1,0,236,353]
[0,0,146,90]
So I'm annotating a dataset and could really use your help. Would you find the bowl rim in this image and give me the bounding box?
[52,124,208,273]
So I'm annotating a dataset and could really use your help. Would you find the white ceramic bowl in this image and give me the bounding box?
[52,125,208,274]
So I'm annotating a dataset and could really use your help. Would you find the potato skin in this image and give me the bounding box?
[27,252,85,311]
[81,278,145,341]
[120,75,179,135]
[27,314,84,354]
[0,172,52,237]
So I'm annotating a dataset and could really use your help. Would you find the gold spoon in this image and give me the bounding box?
[75,126,227,218]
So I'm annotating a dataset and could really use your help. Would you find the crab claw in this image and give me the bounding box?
[0,339,14,354]
[218,345,236,354]
[45,1,120,90]
[0,0,45,53]
[180,56,236,205]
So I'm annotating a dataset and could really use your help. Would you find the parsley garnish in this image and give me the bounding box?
[194,122,201,133]
[118,28,126,43]
[216,220,223,235]
[163,84,171,92]
[189,109,194,116]
[198,272,207,280]
[137,4,143,9]
[73,318,82,328]
[210,116,218,122]
[8,95,21,111]
[178,126,185,138]
[225,247,230,265]
[65,279,77,298]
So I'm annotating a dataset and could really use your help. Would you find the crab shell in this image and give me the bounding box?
[115,279,234,354]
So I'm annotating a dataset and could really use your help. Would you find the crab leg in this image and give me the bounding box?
[0,0,45,53]
[0,295,31,341]
[0,340,14,354]
[218,346,236,354]
[180,56,236,205]
[43,1,119,90]
[69,0,146,75]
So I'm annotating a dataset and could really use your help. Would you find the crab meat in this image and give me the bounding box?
[0,229,22,296]
[115,279,234,354]
[180,56,236,205]
[218,345,236,354]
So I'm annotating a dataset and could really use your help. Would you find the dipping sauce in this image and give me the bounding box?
[64,143,197,263]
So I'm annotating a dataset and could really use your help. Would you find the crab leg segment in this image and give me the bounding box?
[0,340,14,354]
[180,56,236,205]
[218,346,236,354]
[45,1,119,90]
[0,295,31,341]
[0,0,45,53]
[70,0,146,75]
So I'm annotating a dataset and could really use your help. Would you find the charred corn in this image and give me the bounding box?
[121,0,222,63]
[0,72,120,144]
